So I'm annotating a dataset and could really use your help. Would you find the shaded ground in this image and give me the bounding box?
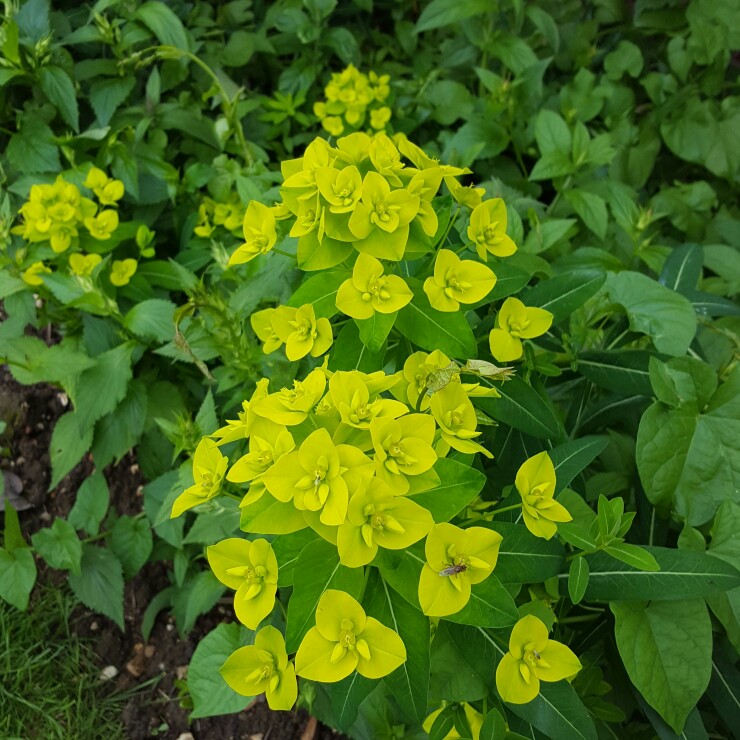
[0,366,343,740]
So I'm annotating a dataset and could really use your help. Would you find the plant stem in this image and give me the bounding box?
[490,502,522,516]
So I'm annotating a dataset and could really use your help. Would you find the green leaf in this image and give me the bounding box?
[329,672,377,731]
[14,0,50,42]
[549,436,609,493]
[287,269,347,319]
[50,412,94,489]
[0,547,37,610]
[70,342,136,434]
[660,244,702,295]
[488,262,531,301]
[189,622,254,718]
[363,571,430,722]
[604,40,644,79]
[329,321,385,372]
[568,558,589,604]
[578,350,654,396]
[636,366,740,525]
[68,544,124,629]
[443,573,518,628]
[581,547,740,601]
[356,310,397,353]
[375,545,425,609]
[89,75,135,126]
[124,299,176,342]
[708,652,740,732]
[285,538,364,652]
[7,114,60,173]
[408,458,486,523]
[605,271,697,356]
[414,0,492,32]
[535,109,572,156]
[2,500,26,552]
[110,515,153,579]
[612,599,711,733]
[396,285,477,359]
[477,378,565,441]
[31,519,82,575]
[2,337,96,386]
[482,521,565,583]
[521,270,606,324]
[564,191,608,239]
[479,708,507,740]
[38,66,80,132]
[134,1,190,49]
[603,543,660,571]
[172,570,225,634]
[272,529,320,587]
[514,680,598,740]
[68,472,110,536]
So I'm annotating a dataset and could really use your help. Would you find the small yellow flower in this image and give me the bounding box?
[323,116,345,137]
[22,261,51,286]
[84,210,119,240]
[495,615,582,704]
[335,253,413,319]
[250,307,287,355]
[515,451,572,540]
[430,383,492,458]
[370,106,391,130]
[69,253,102,277]
[109,258,137,286]
[221,626,297,710]
[294,589,406,682]
[423,249,497,312]
[170,438,228,518]
[229,201,277,266]
[84,167,125,205]
[418,523,503,617]
[207,538,279,629]
[489,297,553,362]
[467,199,517,260]
[270,303,333,361]
[212,379,272,445]
[49,223,78,253]
[445,176,486,209]
[253,368,327,426]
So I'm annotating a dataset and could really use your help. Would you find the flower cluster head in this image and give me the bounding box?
[495,615,582,704]
[314,65,392,136]
[194,193,245,238]
[250,303,333,361]
[515,451,572,539]
[489,297,553,362]
[171,438,228,518]
[14,168,137,288]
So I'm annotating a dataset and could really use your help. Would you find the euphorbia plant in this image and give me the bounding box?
[171,132,740,739]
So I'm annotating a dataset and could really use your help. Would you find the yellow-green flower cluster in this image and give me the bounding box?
[194,194,245,238]
[14,168,139,288]
[314,65,392,136]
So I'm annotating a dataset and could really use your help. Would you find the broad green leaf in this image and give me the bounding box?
[285,538,364,652]
[604,40,644,79]
[14,0,50,42]
[479,708,507,740]
[172,570,225,634]
[68,472,110,536]
[396,285,477,359]
[605,271,697,357]
[636,366,740,525]
[564,191,608,239]
[124,299,176,342]
[364,571,430,722]
[648,356,718,410]
[2,499,26,552]
[660,244,702,295]
[415,0,492,32]
[89,75,135,126]
[708,652,740,732]
[568,558,589,604]
[581,547,740,601]
[535,109,572,156]
[481,521,565,583]
[1,336,97,386]
[356,310,397,353]
[408,458,486,522]
[7,114,60,173]
[477,378,565,441]
[329,672,377,731]
[549,436,609,493]
[272,529,320,587]
[612,599,711,734]
[0,547,37,610]
[603,543,660,571]
[31,519,82,575]
[488,262,531,301]
[443,573,518,628]
[68,544,124,629]
[189,623,254,718]
[436,623,492,702]
[578,350,654,397]
[287,269,348,319]
[521,270,606,324]
[375,544,425,609]
[134,1,190,49]
[38,65,80,132]
[329,322,385,373]
[50,412,94,489]
[110,515,153,579]
[707,501,740,653]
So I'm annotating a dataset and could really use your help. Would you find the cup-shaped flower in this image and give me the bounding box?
[336,253,412,319]
[213,379,272,445]
[315,165,363,214]
[402,349,452,410]
[337,478,433,567]
[22,261,51,286]
[430,383,492,458]
[295,589,406,682]
[419,523,503,617]
[85,210,119,240]
[69,253,102,277]
[229,201,278,266]
[467,199,517,260]
[228,427,295,484]
[271,303,333,361]
[221,626,297,710]
[423,249,497,312]
[171,438,228,518]
[254,368,327,425]
[495,615,582,704]
[329,370,408,430]
[84,167,125,205]
[207,538,278,629]
[515,451,572,540]
[370,414,437,494]
[263,428,350,525]
[109,258,137,287]
[489,297,553,362]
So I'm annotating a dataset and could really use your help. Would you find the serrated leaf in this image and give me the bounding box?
[38,66,79,132]
[31,519,82,575]
[0,547,36,610]
[110,515,153,579]
[50,412,94,489]
[68,472,110,536]
[68,544,124,629]
[124,299,176,342]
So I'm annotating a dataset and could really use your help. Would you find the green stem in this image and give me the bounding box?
[81,512,146,543]
[566,546,602,561]
[558,614,602,624]
[546,175,572,216]
[490,503,522,516]
[271,247,295,258]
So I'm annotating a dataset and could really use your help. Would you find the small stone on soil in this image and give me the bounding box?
[99,665,119,681]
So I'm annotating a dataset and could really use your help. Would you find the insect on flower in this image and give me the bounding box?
[438,563,467,577]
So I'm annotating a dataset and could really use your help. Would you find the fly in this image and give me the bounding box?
[438,563,467,577]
